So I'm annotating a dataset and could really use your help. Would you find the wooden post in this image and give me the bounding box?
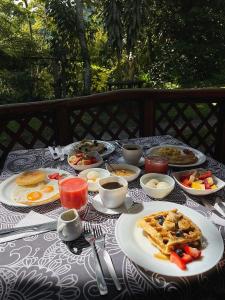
[139,97,155,137]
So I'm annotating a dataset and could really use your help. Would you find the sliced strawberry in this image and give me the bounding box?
[198,171,212,180]
[181,253,193,264]
[48,173,59,179]
[170,252,186,270]
[181,178,191,187]
[183,245,201,259]
[204,179,211,189]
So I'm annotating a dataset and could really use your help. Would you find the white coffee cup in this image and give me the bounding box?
[57,209,82,241]
[122,144,142,165]
[98,176,128,209]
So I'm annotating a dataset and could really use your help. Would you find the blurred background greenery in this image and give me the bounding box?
[1,0,225,104]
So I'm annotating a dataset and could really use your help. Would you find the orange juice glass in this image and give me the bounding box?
[59,177,88,214]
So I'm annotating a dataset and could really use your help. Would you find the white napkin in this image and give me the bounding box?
[0,211,55,244]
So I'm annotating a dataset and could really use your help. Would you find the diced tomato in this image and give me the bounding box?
[170,252,186,270]
[90,157,97,164]
[181,253,193,264]
[83,159,93,165]
[48,173,59,179]
[183,245,201,259]
[198,171,212,180]
[181,178,191,187]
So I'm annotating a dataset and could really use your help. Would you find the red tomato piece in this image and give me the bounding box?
[48,173,59,179]
[181,253,193,264]
[170,252,186,270]
[183,245,201,259]
[198,171,212,180]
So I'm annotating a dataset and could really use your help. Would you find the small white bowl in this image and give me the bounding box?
[67,151,103,171]
[105,163,141,182]
[172,168,225,196]
[140,173,175,199]
[78,168,110,192]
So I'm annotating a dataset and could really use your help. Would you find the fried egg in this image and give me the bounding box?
[12,180,59,205]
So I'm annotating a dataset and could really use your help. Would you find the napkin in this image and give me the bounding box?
[210,202,225,226]
[0,211,55,244]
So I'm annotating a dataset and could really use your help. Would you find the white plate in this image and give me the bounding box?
[115,201,224,277]
[147,144,206,167]
[172,168,225,196]
[92,193,134,215]
[117,156,145,167]
[0,168,71,207]
[67,140,115,158]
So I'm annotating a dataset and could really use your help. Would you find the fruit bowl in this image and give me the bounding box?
[172,168,225,196]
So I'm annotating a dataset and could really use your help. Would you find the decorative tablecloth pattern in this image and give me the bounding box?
[0,135,225,300]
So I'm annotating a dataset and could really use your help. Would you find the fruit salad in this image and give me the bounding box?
[180,170,217,190]
[68,152,98,166]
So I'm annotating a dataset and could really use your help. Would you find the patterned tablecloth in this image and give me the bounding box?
[0,135,225,300]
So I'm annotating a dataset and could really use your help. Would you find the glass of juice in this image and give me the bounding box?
[145,156,168,174]
[59,176,88,215]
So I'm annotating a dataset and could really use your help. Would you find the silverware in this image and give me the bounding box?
[83,223,108,295]
[48,146,60,160]
[215,196,225,215]
[93,225,122,291]
[199,198,225,219]
[0,221,57,236]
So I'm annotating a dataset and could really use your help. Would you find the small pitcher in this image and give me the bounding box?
[57,209,82,241]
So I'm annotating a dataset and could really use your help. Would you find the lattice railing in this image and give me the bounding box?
[0,89,225,166]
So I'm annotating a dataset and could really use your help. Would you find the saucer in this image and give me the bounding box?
[92,194,134,215]
[117,156,145,167]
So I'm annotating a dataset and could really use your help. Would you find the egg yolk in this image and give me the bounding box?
[27,191,42,201]
[41,185,54,193]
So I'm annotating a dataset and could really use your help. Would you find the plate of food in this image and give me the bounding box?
[0,168,71,207]
[172,168,225,196]
[147,144,206,167]
[115,201,224,277]
[68,139,115,158]
[68,150,103,171]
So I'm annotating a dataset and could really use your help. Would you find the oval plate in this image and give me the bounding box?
[115,201,224,277]
[65,140,115,158]
[147,144,206,167]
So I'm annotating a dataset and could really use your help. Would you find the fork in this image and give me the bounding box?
[83,223,108,295]
[93,225,122,291]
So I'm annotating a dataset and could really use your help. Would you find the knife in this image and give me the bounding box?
[200,198,225,219]
[0,221,57,236]
[215,196,225,215]
[102,248,122,291]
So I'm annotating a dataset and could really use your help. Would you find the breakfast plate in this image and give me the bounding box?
[147,144,206,167]
[65,140,115,158]
[0,168,71,207]
[115,201,224,277]
[92,193,134,215]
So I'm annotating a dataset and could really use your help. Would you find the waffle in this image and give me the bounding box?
[137,209,202,255]
[151,147,198,165]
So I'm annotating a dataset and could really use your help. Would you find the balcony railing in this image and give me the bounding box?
[1,88,225,165]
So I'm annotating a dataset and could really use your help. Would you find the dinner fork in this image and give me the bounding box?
[93,225,122,291]
[83,223,108,295]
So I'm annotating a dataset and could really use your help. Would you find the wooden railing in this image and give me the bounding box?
[1,88,225,165]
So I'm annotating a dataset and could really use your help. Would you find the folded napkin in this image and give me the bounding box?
[0,211,55,244]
